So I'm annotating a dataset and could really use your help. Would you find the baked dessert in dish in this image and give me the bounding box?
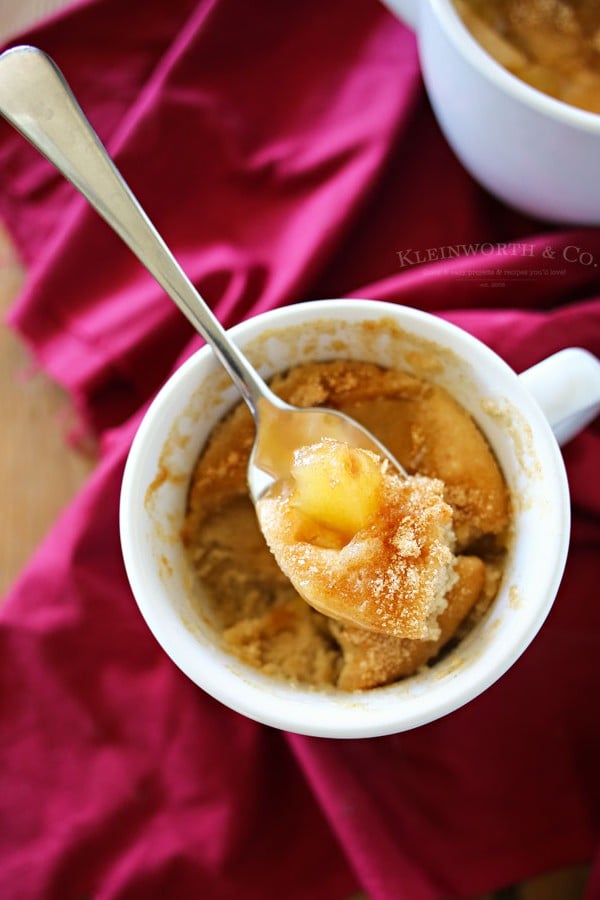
[183,360,510,691]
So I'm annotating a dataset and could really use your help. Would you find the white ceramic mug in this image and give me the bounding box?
[119,300,600,738]
[380,0,600,224]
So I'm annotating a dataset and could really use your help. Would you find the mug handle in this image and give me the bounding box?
[519,348,600,446]
[379,0,419,30]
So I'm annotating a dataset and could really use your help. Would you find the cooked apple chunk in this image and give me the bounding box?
[290,438,385,538]
[256,439,458,640]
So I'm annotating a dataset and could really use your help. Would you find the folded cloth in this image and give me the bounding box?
[1,1,599,898]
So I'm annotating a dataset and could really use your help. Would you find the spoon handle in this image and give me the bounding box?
[0,44,274,417]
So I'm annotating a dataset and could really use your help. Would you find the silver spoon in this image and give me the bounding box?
[0,45,404,501]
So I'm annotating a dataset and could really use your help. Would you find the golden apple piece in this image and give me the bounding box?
[290,438,385,538]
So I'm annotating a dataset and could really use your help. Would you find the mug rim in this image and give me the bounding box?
[120,299,571,737]
[431,0,600,134]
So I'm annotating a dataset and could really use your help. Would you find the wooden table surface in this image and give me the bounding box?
[0,3,591,897]
[0,224,94,595]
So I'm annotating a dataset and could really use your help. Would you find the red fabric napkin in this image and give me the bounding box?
[1,1,600,897]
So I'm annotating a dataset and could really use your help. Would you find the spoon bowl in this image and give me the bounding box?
[248,395,404,500]
[0,44,404,503]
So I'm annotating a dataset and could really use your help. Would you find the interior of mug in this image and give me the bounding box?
[120,300,570,737]
[432,0,600,131]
